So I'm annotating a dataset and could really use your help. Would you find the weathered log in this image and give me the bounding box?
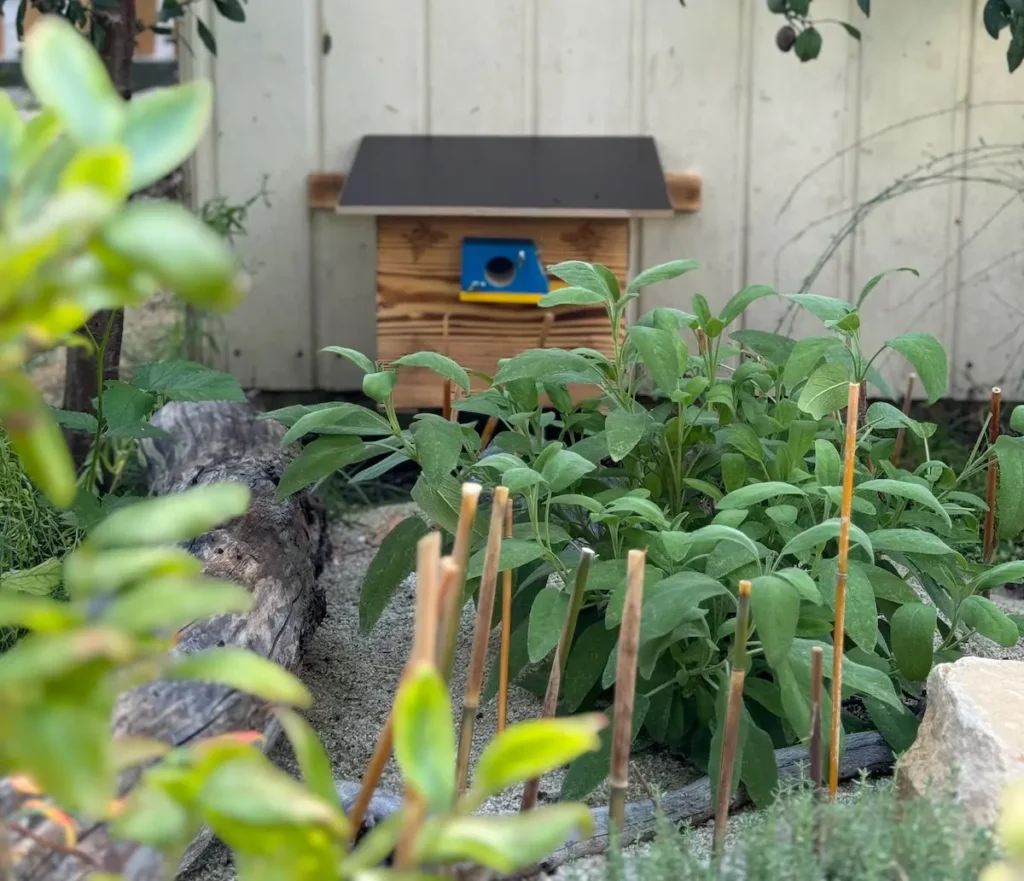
[3,401,330,880]
[332,729,895,876]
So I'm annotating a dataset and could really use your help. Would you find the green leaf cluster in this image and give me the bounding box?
[0,16,244,510]
[288,256,1024,804]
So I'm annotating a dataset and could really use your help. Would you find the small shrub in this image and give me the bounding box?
[630,778,993,881]
[274,259,1024,801]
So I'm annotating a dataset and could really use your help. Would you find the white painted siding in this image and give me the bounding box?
[192,0,1024,400]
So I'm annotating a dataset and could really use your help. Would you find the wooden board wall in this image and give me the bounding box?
[376,216,626,409]
[196,0,1024,399]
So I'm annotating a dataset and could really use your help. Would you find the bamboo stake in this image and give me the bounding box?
[891,373,916,466]
[348,550,458,841]
[712,579,752,860]
[497,504,514,734]
[439,483,483,683]
[609,549,646,836]
[829,381,861,801]
[984,387,1002,565]
[809,645,824,791]
[520,547,596,811]
[479,415,499,452]
[442,379,452,421]
[456,486,509,795]
[395,534,443,867]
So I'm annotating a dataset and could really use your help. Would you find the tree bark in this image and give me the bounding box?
[1,401,330,880]
[61,0,136,459]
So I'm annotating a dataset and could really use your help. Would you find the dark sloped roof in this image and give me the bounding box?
[337,135,673,218]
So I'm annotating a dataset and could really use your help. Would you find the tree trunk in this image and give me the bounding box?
[1,401,331,880]
[61,0,135,458]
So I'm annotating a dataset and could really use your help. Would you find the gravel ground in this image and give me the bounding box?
[179,502,1024,880]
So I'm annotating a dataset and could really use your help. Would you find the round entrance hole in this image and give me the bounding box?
[484,255,517,287]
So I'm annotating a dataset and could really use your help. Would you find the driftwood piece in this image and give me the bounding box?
[334,730,895,875]
[3,401,330,881]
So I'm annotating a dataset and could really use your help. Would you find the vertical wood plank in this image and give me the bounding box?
[851,0,970,398]
[211,0,320,389]
[640,0,752,317]
[315,0,426,390]
[953,23,1024,398]
[535,0,633,135]
[742,0,860,343]
[428,0,529,134]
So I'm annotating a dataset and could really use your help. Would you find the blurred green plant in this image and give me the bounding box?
[0,13,244,509]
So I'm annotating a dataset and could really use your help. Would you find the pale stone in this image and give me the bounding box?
[897,657,1024,828]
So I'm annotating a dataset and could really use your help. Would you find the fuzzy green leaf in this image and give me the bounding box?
[412,414,465,484]
[276,436,365,499]
[856,267,919,308]
[730,329,796,367]
[719,284,776,327]
[130,359,245,402]
[890,603,936,681]
[562,622,619,711]
[360,516,429,635]
[626,259,701,295]
[868,529,956,558]
[322,346,374,374]
[857,479,951,529]
[780,519,874,563]
[467,539,546,580]
[750,574,800,667]
[528,587,570,664]
[393,352,471,393]
[783,336,844,390]
[605,407,648,462]
[817,560,878,651]
[797,363,851,420]
[789,639,902,708]
[717,481,806,510]
[627,325,682,394]
[537,285,607,307]
[995,435,1024,540]
[494,350,603,386]
[884,333,948,403]
[541,448,596,493]
[960,595,1020,647]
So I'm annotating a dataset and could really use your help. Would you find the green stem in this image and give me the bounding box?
[84,312,116,494]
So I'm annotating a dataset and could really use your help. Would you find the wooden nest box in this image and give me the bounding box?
[331,134,699,410]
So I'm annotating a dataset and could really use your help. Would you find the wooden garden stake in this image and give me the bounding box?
[395,534,446,866]
[479,415,499,451]
[442,379,452,421]
[358,532,450,848]
[456,486,509,795]
[809,645,824,791]
[497,504,513,733]
[520,547,596,811]
[891,372,916,466]
[439,482,483,683]
[712,579,751,860]
[829,382,861,801]
[984,387,1002,564]
[609,549,646,836]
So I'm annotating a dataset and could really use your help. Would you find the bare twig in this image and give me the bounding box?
[609,550,646,837]
[809,645,824,791]
[456,487,509,795]
[830,382,861,800]
[984,387,1002,566]
[521,547,596,811]
[891,373,916,467]
[713,579,751,860]
[498,503,514,734]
